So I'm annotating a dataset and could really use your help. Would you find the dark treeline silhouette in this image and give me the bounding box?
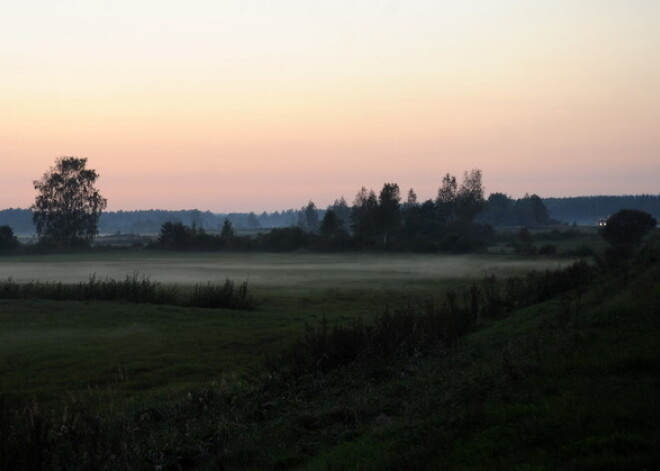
[543,194,660,225]
[3,195,658,238]
[478,193,555,227]
[0,208,300,235]
[99,209,298,234]
[153,170,495,253]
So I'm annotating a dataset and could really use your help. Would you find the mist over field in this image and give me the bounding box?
[0,253,570,289]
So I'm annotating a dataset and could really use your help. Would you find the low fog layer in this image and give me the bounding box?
[0,254,571,289]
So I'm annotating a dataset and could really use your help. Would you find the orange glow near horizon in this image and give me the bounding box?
[1,1,658,212]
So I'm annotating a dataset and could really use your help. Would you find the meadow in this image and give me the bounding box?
[3,248,658,469]
[0,252,571,405]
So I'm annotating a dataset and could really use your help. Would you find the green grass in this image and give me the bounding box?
[0,252,574,406]
[0,299,283,404]
[290,261,660,471]
[6,250,656,469]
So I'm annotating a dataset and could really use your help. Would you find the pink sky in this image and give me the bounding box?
[1,1,658,212]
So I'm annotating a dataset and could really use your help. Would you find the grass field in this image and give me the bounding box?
[0,252,573,405]
[2,247,659,469]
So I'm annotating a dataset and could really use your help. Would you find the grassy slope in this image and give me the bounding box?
[231,260,660,470]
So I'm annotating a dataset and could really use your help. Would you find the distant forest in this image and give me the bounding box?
[1,194,658,235]
[0,208,297,235]
[542,195,660,225]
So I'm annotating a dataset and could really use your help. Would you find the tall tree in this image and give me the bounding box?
[455,169,485,222]
[220,218,235,239]
[513,194,550,227]
[32,157,107,247]
[298,201,319,233]
[320,210,340,239]
[158,222,191,250]
[480,192,515,225]
[436,173,458,222]
[406,188,418,206]
[351,187,379,247]
[378,183,401,246]
[328,197,351,231]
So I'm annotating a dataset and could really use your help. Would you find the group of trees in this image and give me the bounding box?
[478,193,553,227]
[151,169,494,253]
[335,169,492,251]
[2,156,657,256]
[544,195,660,225]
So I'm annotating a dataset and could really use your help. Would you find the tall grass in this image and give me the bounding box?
[0,273,256,310]
[188,279,256,310]
[479,260,593,318]
[271,260,594,378]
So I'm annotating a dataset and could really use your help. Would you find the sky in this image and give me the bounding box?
[1,0,658,212]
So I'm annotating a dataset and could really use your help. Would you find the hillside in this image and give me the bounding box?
[220,252,660,470]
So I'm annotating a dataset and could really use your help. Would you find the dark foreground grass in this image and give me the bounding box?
[0,299,297,406]
[2,252,659,469]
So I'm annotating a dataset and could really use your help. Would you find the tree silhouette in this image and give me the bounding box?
[378,183,401,246]
[320,210,341,239]
[220,218,235,239]
[599,209,656,249]
[32,157,107,247]
[328,197,351,231]
[436,173,457,222]
[513,194,550,227]
[304,201,319,233]
[0,225,19,251]
[455,169,485,222]
[351,187,379,247]
[158,222,191,249]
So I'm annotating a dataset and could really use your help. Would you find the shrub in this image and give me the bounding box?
[599,209,656,249]
[0,225,19,252]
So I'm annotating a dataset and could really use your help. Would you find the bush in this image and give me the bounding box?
[0,225,19,252]
[599,209,656,249]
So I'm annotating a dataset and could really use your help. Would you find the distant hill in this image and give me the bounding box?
[542,195,660,225]
[0,208,299,235]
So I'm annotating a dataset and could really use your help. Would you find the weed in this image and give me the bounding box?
[0,274,254,310]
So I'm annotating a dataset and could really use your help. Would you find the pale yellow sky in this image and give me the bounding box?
[1,0,658,211]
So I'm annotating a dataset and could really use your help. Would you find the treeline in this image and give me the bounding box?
[155,170,495,253]
[98,209,299,234]
[478,193,556,227]
[0,208,299,235]
[543,195,660,225]
[2,195,658,237]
